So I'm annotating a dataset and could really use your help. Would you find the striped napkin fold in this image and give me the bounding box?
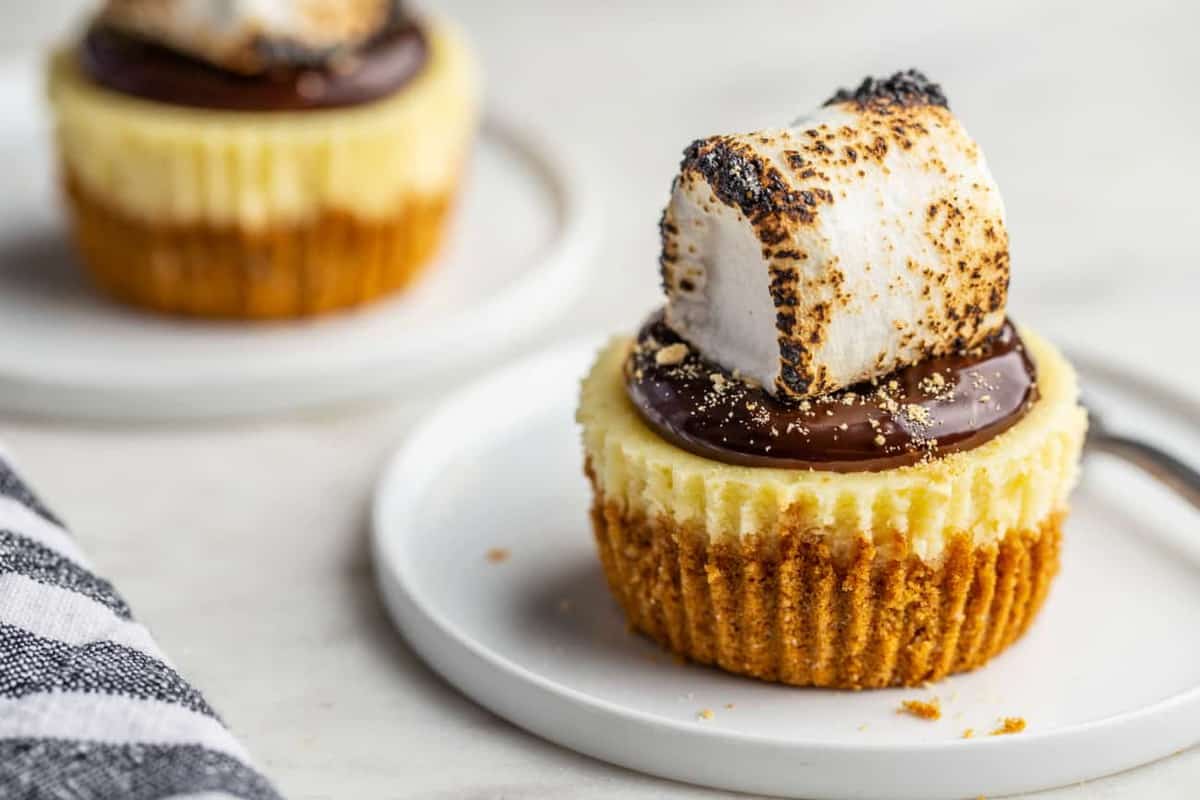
[0,451,281,800]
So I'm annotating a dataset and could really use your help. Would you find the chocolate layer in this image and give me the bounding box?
[625,312,1037,472]
[78,20,427,111]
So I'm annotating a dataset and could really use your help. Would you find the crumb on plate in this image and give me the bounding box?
[990,716,1026,735]
[899,698,941,720]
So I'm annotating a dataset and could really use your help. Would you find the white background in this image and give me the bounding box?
[2,1,1198,797]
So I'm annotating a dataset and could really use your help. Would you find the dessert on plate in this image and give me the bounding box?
[48,0,479,319]
[577,71,1086,688]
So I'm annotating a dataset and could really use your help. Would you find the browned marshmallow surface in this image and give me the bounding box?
[661,71,1009,399]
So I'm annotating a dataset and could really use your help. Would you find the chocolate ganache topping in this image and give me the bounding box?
[626,312,1037,472]
[79,15,427,111]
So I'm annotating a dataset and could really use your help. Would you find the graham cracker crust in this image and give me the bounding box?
[588,486,1062,689]
[63,173,456,319]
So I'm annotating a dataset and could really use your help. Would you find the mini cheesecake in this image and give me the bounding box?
[577,71,1086,689]
[48,0,479,319]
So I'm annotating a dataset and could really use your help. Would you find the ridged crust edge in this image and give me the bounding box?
[578,327,1086,562]
[64,172,456,319]
[47,18,479,227]
[589,485,1061,689]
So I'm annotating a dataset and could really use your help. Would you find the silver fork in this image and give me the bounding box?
[1083,400,1200,510]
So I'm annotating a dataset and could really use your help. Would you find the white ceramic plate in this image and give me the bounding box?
[373,338,1200,800]
[0,58,598,420]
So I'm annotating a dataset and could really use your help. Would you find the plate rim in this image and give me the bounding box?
[371,337,1200,798]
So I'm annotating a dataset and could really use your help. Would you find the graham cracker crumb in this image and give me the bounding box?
[485,548,510,564]
[905,403,932,425]
[899,698,941,720]
[697,708,715,720]
[655,343,689,366]
[990,716,1026,735]
[725,703,735,710]
[962,728,974,739]
[929,372,946,389]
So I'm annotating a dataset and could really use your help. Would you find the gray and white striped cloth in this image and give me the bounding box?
[0,450,281,800]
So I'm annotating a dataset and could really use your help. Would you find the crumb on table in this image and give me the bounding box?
[485,548,510,564]
[990,716,1026,735]
[697,708,714,720]
[962,728,974,739]
[899,698,941,720]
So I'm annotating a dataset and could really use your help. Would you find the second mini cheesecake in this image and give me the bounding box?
[578,71,1086,689]
[48,0,480,319]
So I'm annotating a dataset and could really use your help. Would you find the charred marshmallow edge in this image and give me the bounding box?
[99,0,401,74]
[661,70,1009,400]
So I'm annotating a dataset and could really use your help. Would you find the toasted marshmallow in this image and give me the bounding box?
[99,0,398,74]
[661,71,1009,399]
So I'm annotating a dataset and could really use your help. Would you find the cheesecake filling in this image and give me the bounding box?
[625,310,1037,472]
[78,16,427,111]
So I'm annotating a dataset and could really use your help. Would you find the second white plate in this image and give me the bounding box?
[0,54,598,420]
[373,338,1200,800]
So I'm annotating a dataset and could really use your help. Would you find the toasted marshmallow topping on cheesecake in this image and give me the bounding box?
[661,70,1009,400]
[99,0,399,74]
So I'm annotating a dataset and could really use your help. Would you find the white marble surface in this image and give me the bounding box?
[3,1,1199,797]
